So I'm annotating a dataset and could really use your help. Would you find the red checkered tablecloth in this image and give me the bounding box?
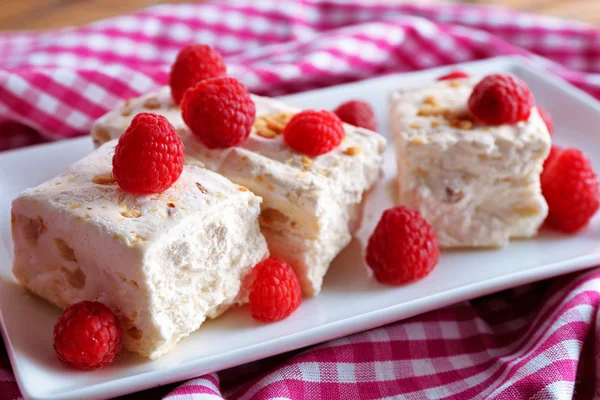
[1,1,600,399]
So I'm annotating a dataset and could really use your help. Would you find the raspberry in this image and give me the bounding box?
[113,113,184,194]
[541,147,599,233]
[181,76,255,149]
[437,70,469,81]
[544,145,562,172]
[169,44,227,105]
[538,106,554,136]
[53,301,122,370]
[468,74,534,125]
[333,100,377,131]
[249,258,301,322]
[366,206,439,285]
[283,110,345,156]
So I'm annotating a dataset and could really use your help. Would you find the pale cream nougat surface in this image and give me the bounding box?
[389,77,551,248]
[12,140,268,359]
[91,88,386,296]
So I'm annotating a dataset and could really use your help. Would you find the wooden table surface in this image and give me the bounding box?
[1,0,599,31]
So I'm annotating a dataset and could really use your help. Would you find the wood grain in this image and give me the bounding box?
[465,0,600,26]
[0,0,597,31]
[535,0,600,26]
[0,0,190,31]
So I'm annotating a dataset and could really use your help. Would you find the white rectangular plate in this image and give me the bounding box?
[2,56,600,400]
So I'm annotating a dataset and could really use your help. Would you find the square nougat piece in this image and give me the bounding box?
[11,140,268,359]
[389,77,551,248]
[91,88,386,296]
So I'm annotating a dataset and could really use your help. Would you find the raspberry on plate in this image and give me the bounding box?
[437,70,469,81]
[468,74,534,125]
[366,206,439,285]
[541,147,599,233]
[53,301,122,370]
[544,145,562,171]
[249,258,302,322]
[538,106,554,136]
[181,76,256,149]
[113,113,184,194]
[169,44,227,105]
[283,110,345,156]
[334,100,377,131]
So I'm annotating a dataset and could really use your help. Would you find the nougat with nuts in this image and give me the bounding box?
[389,76,551,247]
[92,88,386,296]
[11,140,268,359]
